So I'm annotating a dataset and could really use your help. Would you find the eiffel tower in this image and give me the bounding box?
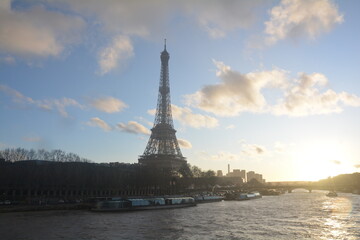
[138,40,186,170]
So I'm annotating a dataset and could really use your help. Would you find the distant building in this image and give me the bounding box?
[225,168,264,183]
[255,173,263,183]
[247,171,255,182]
[217,170,223,177]
[240,170,246,182]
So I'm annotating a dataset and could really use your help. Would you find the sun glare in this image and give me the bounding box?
[292,140,352,181]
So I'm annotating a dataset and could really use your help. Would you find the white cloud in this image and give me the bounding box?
[178,138,192,149]
[0,0,85,58]
[117,121,150,135]
[98,35,134,75]
[90,97,127,113]
[186,62,360,117]
[0,84,84,117]
[265,0,343,45]
[86,117,112,131]
[272,73,360,116]
[171,104,218,128]
[185,61,288,116]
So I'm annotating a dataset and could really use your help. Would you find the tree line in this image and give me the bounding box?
[0,148,91,163]
[0,148,221,198]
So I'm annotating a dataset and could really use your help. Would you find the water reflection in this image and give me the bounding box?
[1,193,360,240]
[321,196,353,239]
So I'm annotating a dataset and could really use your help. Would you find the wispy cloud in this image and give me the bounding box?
[186,61,360,117]
[98,35,134,75]
[210,151,240,162]
[0,84,84,117]
[241,144,267,156]
[196,139,294,164]
[330,160,341,165]
[90,97,127,113]
[0,55,15,64]
[225,124,235,130]
[265,0,343,45]
[86,117,112,131]
[37,98,84,118]
[117,121,150,135]
[183,1,264,39]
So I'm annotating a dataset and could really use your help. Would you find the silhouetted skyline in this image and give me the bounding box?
[1,0,360,181]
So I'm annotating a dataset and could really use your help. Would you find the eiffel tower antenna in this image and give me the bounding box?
[138,41,186,170]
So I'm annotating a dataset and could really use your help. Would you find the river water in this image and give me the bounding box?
[1,191,360,240]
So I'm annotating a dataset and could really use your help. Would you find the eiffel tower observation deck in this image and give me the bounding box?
[138,40,187,170]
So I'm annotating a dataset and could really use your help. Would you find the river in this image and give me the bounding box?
[1,190,360,240]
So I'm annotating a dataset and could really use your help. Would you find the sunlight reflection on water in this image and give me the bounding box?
[1,192,360,240]
[321,196,356,240]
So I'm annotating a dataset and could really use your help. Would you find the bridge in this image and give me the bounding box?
[248,181,355,193]
[264,181,319,193]
[212,181,340,194]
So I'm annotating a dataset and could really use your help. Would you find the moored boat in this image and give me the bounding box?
[225,191,262,201]
[194,194,224,203]
[326,191,338,197]
[92,196,196,212]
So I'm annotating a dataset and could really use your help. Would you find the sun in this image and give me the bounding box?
[292,140,352,181]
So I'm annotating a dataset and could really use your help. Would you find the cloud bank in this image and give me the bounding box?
[0,0,84,58]
[265,0,343,44]
[186,61,360,117]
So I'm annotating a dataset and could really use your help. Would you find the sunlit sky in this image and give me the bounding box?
[1,0,360,181]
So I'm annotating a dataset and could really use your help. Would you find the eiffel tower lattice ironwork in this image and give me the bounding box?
[138,40,186,170]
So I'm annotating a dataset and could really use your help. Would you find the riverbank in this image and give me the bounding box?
[0,203,90,213]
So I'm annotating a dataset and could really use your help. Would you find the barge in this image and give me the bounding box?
[92,196,196,212]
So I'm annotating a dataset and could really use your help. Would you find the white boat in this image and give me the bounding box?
[92,197,196,212]
[225,191,262,201]
[194,194,224,203]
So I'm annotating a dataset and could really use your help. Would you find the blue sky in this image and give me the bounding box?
[1,0,360,181]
